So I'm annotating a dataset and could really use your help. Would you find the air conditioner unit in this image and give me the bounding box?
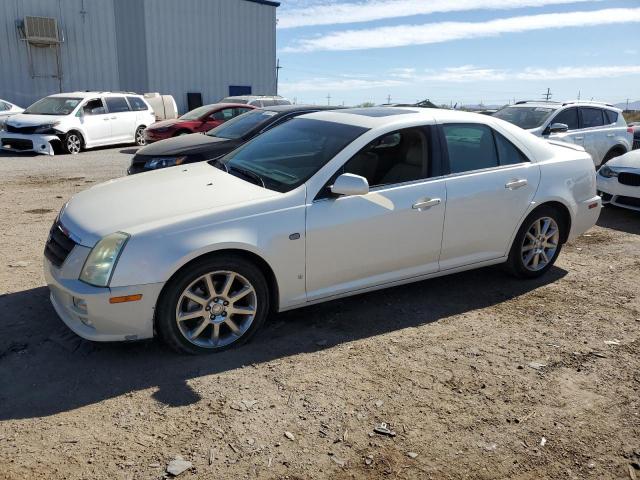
[24,16,60,44]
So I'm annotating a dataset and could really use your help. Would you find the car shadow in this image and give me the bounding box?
[597,206,640,235]
[0,265,567,420]
[119,147,139,155]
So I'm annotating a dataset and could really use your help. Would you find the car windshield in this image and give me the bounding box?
[207,109,278,139]
[493,106,556,129]
[179,105,214,120]
[23,97,82,115]
[212,118,368,193]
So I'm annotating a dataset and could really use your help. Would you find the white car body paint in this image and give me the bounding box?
[0,92,155,155]
[596,149,640,211]
[44,108,601,342]
[0,99,23,129]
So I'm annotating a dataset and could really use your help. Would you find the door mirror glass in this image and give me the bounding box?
[330,173,369,196]
[549,123,568,134]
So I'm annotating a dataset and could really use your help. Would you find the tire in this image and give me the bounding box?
[62,132,82,155]
[506,206,564,279]
[135,126,146,146]
[156,255,270,354]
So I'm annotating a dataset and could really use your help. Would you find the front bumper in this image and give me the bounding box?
[0,132,58,155]
[44,251,164,342]
[597,174,640,211]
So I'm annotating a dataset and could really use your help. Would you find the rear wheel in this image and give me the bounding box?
[506,206,564,278]
[135,126,146,146]
[156,255,269,354]
[62,132,82,155]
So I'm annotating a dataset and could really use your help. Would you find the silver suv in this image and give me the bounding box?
[493,101,633,167]
[219,95,291,107]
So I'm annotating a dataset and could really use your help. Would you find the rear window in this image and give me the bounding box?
[493,106,555,129]
[105,97,130,113]
[127,96,148,111]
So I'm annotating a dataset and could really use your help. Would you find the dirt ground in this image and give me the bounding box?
[0,148,639,480]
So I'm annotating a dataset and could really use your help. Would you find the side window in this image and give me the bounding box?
[82,99,105,116]
[261,100,276,107]
[494,131,529,166]
[211,108,236,121]
[443,124,498,174]
[580,108,604,128]
[341,127,430,187]
[105,96,131,113]
[127,96,148,111]
[604,110,618,124]
[234,107,252,116]
[551,108,579,130]
[0,102,9,112]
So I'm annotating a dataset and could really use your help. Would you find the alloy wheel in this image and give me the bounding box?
[135,127,146,146]
[67,135,81,154]
[521,216,560,272]
[175,270,257,349]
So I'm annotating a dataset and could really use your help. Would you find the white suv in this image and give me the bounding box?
[219,95,292,107]
[0,92,155,155]
[493,101,633,167]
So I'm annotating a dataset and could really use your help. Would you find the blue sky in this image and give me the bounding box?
[275,0,640,106]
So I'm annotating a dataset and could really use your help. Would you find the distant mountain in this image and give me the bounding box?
[614,100,640,111]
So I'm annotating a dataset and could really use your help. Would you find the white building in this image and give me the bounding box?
[0,0,278,113]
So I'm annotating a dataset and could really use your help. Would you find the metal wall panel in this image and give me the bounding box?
[0,0,120,108]
[143,0,277,113]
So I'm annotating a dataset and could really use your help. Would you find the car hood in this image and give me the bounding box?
[136,133,232,156]
[6,113,67,127]
[607,150,640,169]
[60,162,277,247]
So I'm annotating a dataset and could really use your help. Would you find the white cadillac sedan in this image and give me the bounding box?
[597,149,640,211]
[44,108,601,353]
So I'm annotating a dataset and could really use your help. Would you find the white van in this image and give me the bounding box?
[0,92,155,155]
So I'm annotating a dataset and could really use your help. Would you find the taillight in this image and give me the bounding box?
[628,127,634,134]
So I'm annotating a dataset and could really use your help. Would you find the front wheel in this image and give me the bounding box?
[156,255,270,354]
[62,132,82,155]
[506,206,564,278]
[135,126,146,146]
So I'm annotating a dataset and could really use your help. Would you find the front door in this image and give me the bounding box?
[305,127,446,301]
[439,123,541,270]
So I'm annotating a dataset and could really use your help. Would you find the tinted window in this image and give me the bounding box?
[494,131,529,165]
[211,108,236,121]
[127,96,148,111]
[443,124,498,174]
[493,106,555,129]
[234,107,253,116]
[207,109,277,139]
[581,108,604,128]
[216,118,368,193]
[551,108,579,130]
[105,97,130,113]
[341,128,429,187]
[605,110,618,124]
[82,99,105,116]
[276,100,291,105]
[24,97,81,115]
[0,102,9,112]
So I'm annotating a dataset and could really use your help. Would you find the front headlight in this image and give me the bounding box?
[144,156,187,169]
[598,165,619,178]
[34,122,61,134]
[79,232,129,287]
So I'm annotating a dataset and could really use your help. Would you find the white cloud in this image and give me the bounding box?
[279,64,640,94]
[277,0,597,29]
[284,7,640,52]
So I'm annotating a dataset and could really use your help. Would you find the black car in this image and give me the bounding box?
[128,105,340,174]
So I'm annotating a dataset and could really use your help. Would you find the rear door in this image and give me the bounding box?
[439,123,540,270]
[579,107,607,166]
[104,96,136,142]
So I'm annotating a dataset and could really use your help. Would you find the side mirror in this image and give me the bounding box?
[549,123,569,134]
[330,173,369,196]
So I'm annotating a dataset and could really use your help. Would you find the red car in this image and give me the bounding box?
[144,103,255,143]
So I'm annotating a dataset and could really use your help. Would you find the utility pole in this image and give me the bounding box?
[326,93,331,106]
[626,99,630,111]
[387,94,391,104]
[577,90,581,100]
[275,58,282,95]
[542,88,552,101]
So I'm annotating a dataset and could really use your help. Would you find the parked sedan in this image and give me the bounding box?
[128,105,338,174]
[45,108,600,353]
[0,99,23,129]
[143,103,255,143]
[597,149,640,211]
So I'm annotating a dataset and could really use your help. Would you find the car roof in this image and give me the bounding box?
[48,91,144,99]
[262,104,341,113]
[505,101,620,112]
[196,103,255,110]
[224,95,284,100]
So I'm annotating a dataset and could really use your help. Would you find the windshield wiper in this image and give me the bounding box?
[228,165,266,188]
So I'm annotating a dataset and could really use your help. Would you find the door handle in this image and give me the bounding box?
[110,116,117,120]
[606,133,615,137]
[574,136,584,140]
[412,198,441,210]
[103,118,109,121]
[505,179,528,190]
